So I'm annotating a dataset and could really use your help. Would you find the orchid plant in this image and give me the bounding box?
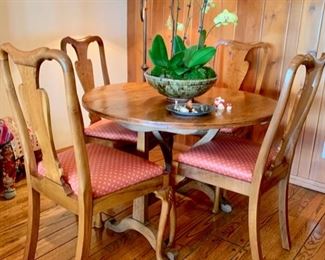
[148,0,238,80]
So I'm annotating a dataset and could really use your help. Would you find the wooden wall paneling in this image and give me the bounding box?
[235,0,265,42]
[259,0,291,97]
[149,0,171,53]
[249,0,291,143]
[292,0,325,180]
[309,8,325,185]
[279,0,304,87]
[212,0,237,87]
[288,0,307,178]
[127,0,143,82]
[275,0,304,156]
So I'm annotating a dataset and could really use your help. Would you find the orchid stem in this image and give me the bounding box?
[170,0,176,57]
[197,0,208,46]
[206,23,217,38]
[183,0,192,42]
[173,0,180,56]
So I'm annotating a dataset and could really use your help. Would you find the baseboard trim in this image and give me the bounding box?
[290,175,325,193]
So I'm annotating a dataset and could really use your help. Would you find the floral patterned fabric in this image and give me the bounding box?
[178,135,268,182]
[84,119,137,143]
[38,143,163,198]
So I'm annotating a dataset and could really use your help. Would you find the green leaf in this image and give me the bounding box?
[174,67,189,76]
[169,51,184,69]
[173,35,186,54]
[183,45,198,67]
[203,66,217,78]
[150,66,165,77]
[187,47,216,68]
[184,69,206,80]
[198,30,207,49]
[148,35,169,68]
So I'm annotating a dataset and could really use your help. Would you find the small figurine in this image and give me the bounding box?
[226,103,232,112]
[214,97,232,113]
[214,96,225,107]
[215,96,225,111]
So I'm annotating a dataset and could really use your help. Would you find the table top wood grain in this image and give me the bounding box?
[82,82,277,134]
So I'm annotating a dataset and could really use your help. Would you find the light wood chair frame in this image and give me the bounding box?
[0,43,175,260]
[179,40,272,212]
[61,35,160,229]
[60,35,157,155]
[177,52,325,259]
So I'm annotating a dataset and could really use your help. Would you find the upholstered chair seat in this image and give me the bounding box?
[178,136,260,182]
[39,143,162,198]
[178,135,276,183]
[84,119,137,143]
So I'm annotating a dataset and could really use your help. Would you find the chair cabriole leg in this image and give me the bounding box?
[75,205,93,259]
[155,187,172,260]
[168,190,176,248]
[23,188,40,260]
[248,195,263,260]
[278,177,291,250]
[212,186,220,213]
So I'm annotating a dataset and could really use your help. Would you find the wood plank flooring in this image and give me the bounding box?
[1,147,325,260]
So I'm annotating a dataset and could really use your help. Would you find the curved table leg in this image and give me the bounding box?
[132,131,174,224]
[152,131,174,173]
[193,129,219,147]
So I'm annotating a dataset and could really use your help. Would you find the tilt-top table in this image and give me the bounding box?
[82,82,277,222]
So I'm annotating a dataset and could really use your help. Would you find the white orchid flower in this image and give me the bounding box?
[204,0,216,14]
[213,9,238,27]
[166,15,185,31]
[166,15,173,30]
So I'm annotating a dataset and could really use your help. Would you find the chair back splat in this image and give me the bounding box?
[0,43,174,260]
[214,39,271,94]
[61,35,109,124]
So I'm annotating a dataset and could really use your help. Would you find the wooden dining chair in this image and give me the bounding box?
[179,40,271,212]
[176,52,325,259]
[0,43,175,260]
[60,35,156,156]
[215,39,271,137]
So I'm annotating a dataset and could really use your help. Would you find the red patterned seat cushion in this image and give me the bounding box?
[178,136,266,182]
[38,143,163,198]
[84,119,137,143]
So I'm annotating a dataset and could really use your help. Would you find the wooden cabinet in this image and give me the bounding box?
[127,0,325,192]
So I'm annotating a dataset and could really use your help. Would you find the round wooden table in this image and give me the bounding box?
[83,82,277,221]
[82,82,276,133]
[83,82,277,169]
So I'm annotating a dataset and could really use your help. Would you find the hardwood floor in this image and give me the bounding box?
[1,147,325,260]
